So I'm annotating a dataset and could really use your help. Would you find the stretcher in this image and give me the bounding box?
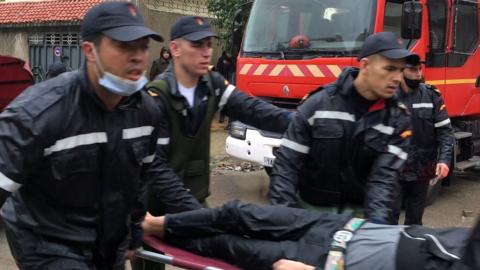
[137,235,242,270]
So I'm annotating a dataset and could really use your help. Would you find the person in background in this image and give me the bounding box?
[394,55,454,225]
[149,47,172,81]
[45,62,67,79]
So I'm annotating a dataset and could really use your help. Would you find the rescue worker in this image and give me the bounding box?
[269,32,415,224]
[135,16,292,270]
[0,2,200,269]
[143,200,480,270]
[394,55,454,225]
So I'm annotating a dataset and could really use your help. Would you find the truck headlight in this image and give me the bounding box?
[229,121,246,140]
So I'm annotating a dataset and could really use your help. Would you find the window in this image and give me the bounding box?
[242,0,376,58]
[426,0,447,67]
[448,0,479,66]
[428,0,447,52]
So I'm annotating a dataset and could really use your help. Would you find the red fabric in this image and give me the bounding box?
[0,55,34,111]
[0,0,102,25]
[368,98,386,112]
[144,235,241,270]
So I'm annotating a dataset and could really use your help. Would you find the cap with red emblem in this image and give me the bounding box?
[81,1,163,42]
[170,16,218,41]
[357,32,418,63]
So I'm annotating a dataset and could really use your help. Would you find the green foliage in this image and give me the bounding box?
[207,0,252,51]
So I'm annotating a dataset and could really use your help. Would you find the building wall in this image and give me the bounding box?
[0,29,29,62]
[0,0,223,73]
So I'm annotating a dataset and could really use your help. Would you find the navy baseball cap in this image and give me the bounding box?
[358,32,418,62]
[170,16,217,41]
[46,62,67,77]
[81,1,163,42]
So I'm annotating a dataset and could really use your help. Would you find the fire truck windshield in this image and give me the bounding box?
[243,0,376,59]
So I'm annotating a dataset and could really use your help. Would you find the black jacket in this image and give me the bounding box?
[269,67,411,224]
[397,83,454,180]
[165,201,351,270]
[149,58,170,81]
[0,68,199,265]
[146,66,292,204]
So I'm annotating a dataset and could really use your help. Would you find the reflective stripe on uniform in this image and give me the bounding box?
[157,137,170,145]
[435,118,451,128]
[387,145,408,160]
[372,124,394,135]
[281,138,310,154]
[218,84,236,111]
[0,171,22,193]
[412,103,433,108]
[142,154,155,164]
[44,132,108,156]
[308,111,355,125]
[123,126,154,139]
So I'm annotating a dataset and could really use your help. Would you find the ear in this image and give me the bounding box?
[359,57,369,70]
[170,40,181,58]
[81,42,96,63]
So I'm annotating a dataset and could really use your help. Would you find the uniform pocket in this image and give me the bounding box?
[48,147,100,206]
[310,123,344,171]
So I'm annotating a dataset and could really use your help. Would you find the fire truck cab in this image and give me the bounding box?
[226,0,480,178]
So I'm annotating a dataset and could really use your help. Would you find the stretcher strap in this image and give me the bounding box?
[143,235,241,270]
[324,218,365,270]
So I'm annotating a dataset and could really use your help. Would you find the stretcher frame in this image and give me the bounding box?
[137,235,242,270]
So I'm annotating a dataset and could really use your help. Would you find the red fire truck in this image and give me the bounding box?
[226,0,480,187]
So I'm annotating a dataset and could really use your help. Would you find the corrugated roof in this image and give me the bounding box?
[0,0,103,25]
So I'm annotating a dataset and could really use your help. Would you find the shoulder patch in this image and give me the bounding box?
[148,90,158,97]
[397,101,411,115]
[300,86,324,104]
[425,83,441,95]
[400,129,412,139]
[397,101,408,111]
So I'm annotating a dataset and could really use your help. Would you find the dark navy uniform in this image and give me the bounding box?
[394,83,454,225]
[269,67,411,224]
[0,68,199,269]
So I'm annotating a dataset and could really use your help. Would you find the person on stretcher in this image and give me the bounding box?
[142,200,479,270]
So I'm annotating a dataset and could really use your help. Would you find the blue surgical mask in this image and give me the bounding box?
[98,71,148,96]
[93,48,148,96]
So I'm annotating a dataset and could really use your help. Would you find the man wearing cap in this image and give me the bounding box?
[393,55,453,225]
[269,32,414,224]
[136,15,292,270]
[0,2,201,269]
[144,17,291,211]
